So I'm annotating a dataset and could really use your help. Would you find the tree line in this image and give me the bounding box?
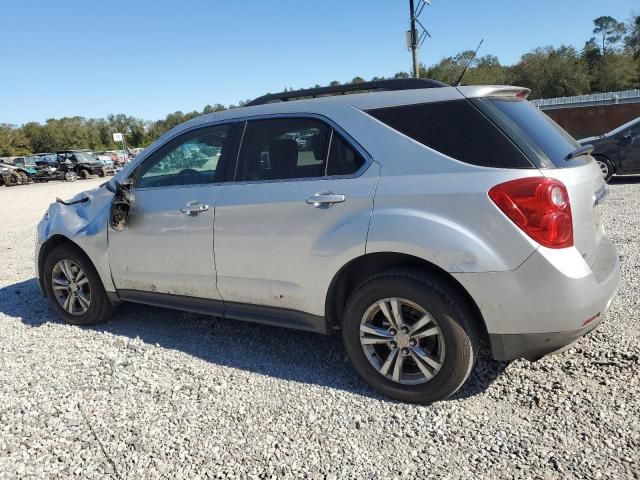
[1,14,639,157]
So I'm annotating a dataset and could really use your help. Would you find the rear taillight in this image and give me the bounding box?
[489,177,573,249]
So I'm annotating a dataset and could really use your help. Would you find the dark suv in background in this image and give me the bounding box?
[579,117,640,182]
[57,150,106,178]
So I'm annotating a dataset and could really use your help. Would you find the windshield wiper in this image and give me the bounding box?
[565,144,594,160]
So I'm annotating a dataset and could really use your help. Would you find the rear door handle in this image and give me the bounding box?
[180,201,210,214]
[306,192,346,207]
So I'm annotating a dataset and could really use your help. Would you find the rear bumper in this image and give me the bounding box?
[453,236,620,361]
[489,316,603,361]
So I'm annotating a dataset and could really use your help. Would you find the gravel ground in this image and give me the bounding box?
[0,177,638,480]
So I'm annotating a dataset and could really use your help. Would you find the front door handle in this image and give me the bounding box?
[306,192,347,207]
[180,201,209,215]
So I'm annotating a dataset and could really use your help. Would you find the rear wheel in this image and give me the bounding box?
[595,156,614,182]
[342,269,479,403]
[43,244,117,325]
[79,169,90,179]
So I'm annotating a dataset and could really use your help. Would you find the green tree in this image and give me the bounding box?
[393,71,411,79]
[590,52,638,91]
[202,104,226,114]
[592,16,626,55]
[511,46,590,98]
[625,14,640,58]
[582,37,602,70]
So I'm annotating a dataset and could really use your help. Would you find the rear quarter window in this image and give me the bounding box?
[472,97,586,169]
[367,100,534,169]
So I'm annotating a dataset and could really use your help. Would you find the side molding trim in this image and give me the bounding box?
[117,290,329,335]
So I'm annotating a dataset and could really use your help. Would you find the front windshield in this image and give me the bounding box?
[606,117,640,137]
[73,152,96,162]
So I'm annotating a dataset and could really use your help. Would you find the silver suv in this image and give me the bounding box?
[36,79,620,403]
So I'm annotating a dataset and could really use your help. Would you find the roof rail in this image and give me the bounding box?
[246,78,448,106]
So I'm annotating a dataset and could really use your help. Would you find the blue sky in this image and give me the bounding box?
[1,0,637,124]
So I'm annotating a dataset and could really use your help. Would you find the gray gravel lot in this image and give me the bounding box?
[0,177,639,479]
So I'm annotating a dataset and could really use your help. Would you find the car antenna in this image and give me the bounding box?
[455,39,484,87]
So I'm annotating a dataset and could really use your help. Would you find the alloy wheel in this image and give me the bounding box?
[51,259,91,315]
[597,160,609,179]
[359,298,445,385]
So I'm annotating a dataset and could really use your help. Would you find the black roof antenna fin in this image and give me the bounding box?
[455,39,484,87]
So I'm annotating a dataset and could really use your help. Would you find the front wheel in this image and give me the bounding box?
[64,171,77,182]
[342,269,479,403]
[43,244,117,325]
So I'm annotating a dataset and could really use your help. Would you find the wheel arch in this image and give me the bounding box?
[38,235,90,293]
[325,251,489,343]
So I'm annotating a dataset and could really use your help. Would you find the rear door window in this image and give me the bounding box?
[235,118,330,181]
[367,100,533,169]
[327,133,365,176]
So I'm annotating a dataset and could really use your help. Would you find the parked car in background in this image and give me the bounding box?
[15,155,41,174]
[36,79,620,403]
[129,147,144,158]
[0,160,32,186]
[32,155,79,183]
[93,153,116,175]
[56,150,106,178]
[579,117,640,182]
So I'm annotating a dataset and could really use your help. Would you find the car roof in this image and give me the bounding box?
[119,83,529,180]
[174,84,528,131]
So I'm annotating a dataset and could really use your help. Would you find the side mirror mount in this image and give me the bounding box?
[622,133,637,147]
[105,178,121,193]
[109,177,133,231]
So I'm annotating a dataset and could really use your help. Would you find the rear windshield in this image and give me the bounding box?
[473,97,583,168]
[366,100,533,169]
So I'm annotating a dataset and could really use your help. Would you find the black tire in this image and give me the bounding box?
[79,169,90,179]
[342,269,479,403]
[4,173,17,186]
[98,167,107,178]
[595,156,614,182]
[43,244,117,325]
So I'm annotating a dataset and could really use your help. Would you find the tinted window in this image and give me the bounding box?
[327,133,365,176]
[138,124,232,188]
[606,117,640,137]
[476,97,581,168]
[236,118,330,181]
[367,100,533,169]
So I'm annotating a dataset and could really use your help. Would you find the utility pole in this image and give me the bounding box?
[409,0,420,78]
[407,1,431,78]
